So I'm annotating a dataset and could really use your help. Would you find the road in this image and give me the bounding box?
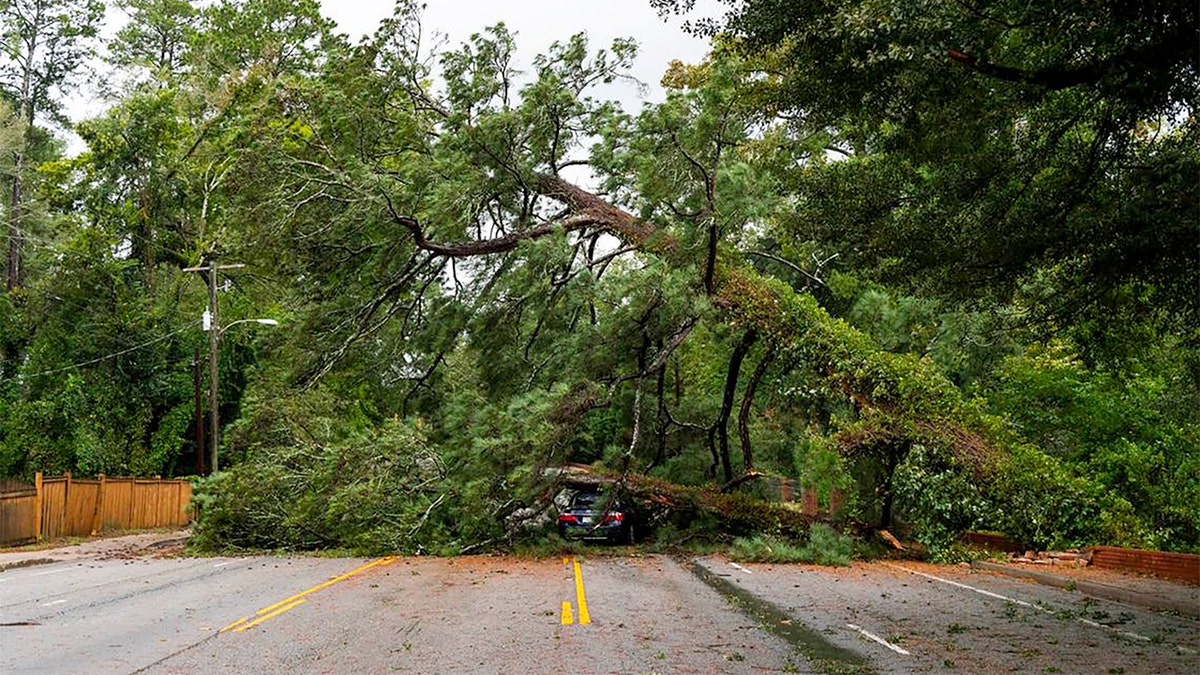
[1,551,1195,674]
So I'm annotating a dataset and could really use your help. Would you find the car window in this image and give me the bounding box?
[572,492,601,508]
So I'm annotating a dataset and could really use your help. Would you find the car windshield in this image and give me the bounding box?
[571,491,605,509]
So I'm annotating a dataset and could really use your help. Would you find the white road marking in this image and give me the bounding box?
[729,562,753,575]
[41,599,67,607]
[882,563,1035,607]
[213,562,231,568]
[883,563,1196,654]
[847,623,911,655]
[30,568,73,577]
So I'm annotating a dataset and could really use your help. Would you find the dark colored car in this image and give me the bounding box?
[557,490,636,544]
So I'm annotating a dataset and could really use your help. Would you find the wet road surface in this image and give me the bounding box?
[692,556,1198,674]
[2,552,1195,674]
[2,555,791,673]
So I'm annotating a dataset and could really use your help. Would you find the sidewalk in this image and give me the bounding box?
[972,559,1200,618]
[0,529,190,572]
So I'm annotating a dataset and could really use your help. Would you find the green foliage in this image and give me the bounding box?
[193,409,457,554]
[729,524,855,566]
[793,432,855,515]
[0,0,106,122]
[110,0,199,82]
[141,402,194,476]
[892,440,1126,553]
[3,2,1194,560]
[985,345,1200,550]
[672,0,1199,333]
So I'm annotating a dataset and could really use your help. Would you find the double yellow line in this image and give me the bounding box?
[560,556,591,625]
[220,556,396,634]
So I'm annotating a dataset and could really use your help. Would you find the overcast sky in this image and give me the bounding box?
[318,0,716,106]
[65,1,718,153]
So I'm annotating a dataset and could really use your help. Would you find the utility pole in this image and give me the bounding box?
[192,345,205,475]
[184,258,244,473]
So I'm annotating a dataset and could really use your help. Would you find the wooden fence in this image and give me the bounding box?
[0,480,38,546]
[0,473,192,547]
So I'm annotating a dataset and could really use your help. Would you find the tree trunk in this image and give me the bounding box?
[708,330,757,483]
[738,350,774,474]
[8,7,40,292]
[7,167,22,290]
[653,339,668,468]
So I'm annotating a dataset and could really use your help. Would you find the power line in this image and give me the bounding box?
[22,320,201,378]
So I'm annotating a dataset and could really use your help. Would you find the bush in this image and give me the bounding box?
[729,524,855,566]
[190,419,459,554]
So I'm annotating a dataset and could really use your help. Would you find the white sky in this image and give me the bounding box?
[65,0,717,146]
[319,0,715,107]
[58,0,720,157]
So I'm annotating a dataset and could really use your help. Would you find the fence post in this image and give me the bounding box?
[34,471,43,541]
[64,471,72,534]
[90,473,106,536]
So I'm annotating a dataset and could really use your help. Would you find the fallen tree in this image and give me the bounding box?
[194,8,1132,555]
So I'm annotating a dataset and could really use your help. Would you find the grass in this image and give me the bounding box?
[728,524,855,566]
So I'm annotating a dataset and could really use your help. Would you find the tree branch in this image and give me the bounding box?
[948,48,1103,90]
[746,250,828,288]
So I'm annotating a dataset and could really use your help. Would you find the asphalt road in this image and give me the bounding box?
[692,556,1198,674]
[1,551,1196,674]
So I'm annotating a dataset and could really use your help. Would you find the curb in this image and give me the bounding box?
[141,536,189,550]
[971,560,1199,618]
[0,557,58,573]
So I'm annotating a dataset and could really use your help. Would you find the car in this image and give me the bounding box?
[556,489,636,544]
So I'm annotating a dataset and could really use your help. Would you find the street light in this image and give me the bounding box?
[204,315,279,473]
[220,318,279,333]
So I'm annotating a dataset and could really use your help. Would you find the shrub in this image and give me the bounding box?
[729,524,855,566]
[190,419,457,554]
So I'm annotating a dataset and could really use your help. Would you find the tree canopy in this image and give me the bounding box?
[1,0,1196,556]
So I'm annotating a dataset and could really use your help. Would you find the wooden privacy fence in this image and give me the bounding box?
[0,473,192,547]
[0,480,38,547]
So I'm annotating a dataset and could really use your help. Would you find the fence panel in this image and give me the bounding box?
[100,479,133,531]
[67,480,100,537]
[40,478,68,540]
[0,482,38,547]
[2,474,193,543]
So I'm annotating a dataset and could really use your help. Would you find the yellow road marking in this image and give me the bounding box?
[561,601,574,625]
[219,616,252,633]
[220,556,396,634]
[572,557,591,625]
[257,557,396,616]
[234,599,306,632]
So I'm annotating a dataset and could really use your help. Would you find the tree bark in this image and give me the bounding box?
[708,330,757,483]
[738,349,774,474]
[7,167,23,290]
[653,340,668,469]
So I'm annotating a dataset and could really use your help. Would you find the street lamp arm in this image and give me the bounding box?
[218,318,280,336]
